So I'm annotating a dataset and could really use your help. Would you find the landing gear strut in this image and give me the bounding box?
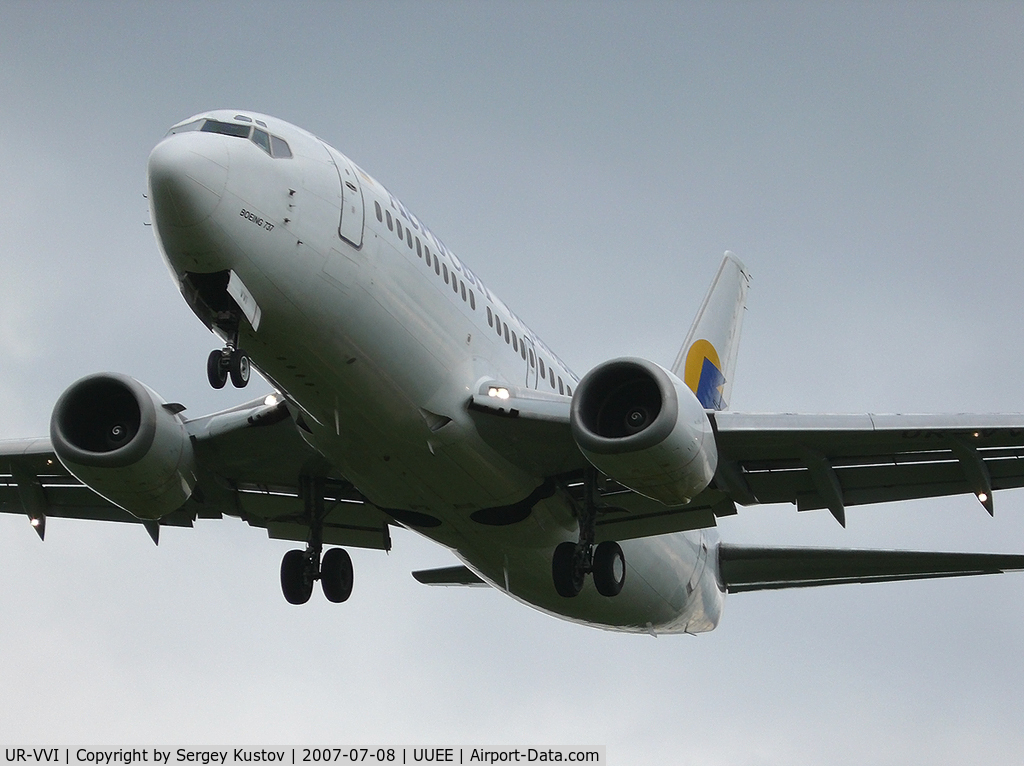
[280,476,354,605]
[552,466,626,598]
[206,325,250,389]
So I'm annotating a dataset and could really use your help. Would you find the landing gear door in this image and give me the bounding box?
[323,144,365,249]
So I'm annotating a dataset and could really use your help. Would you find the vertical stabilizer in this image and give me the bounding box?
[671,252,751,410]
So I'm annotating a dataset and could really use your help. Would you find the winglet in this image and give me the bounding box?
[672,253,751,410]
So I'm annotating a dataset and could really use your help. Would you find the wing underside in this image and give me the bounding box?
[0,399,391,550]
[711,412,1024,524]
[470,386,1024,536]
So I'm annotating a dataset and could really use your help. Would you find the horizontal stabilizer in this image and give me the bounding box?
[412,565,487,587]
[719,544,1024,593]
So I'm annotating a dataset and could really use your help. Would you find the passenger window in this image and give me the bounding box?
[539,358,545,377]
[386,210,393,231]
[487,307,493,327]
[396,220,404,239]
[520,343,527,361]
[375,201,383,222]
[425,247,431,267]
[461,282,467,301]
[512,332,518,352]
[469,290,476,310]
[529,349,535,367]
[452,276,459,294]
[566,386,572,397]
[443,264,449,284]
[407,229,413,248]
[504,324,510,344]
[416,238,421,257]
[434,259,440,276]
[549,368,556,388]
[495,317,502,336]
[251,129,272,154]
[558,377,564,395]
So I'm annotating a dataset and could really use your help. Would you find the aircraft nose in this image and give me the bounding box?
[147,133,229,227]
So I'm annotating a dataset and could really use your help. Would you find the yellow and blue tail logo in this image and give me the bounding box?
[684,339,727,410]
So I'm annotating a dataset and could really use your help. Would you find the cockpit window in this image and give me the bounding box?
[166,119,203,136]
[167,117,292,159]
[201,120,251,138]
[251,128,272,155]
[270,135,292,158]
[234,114,253,123]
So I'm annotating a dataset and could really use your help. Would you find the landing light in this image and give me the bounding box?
[978,492,989,503]
[487,387,511,401]
[30,518,41,528]
[264,394,280,407]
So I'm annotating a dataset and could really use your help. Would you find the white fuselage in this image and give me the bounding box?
[148,110,724,634]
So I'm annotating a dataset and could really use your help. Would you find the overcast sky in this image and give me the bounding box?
[3,2,1024,763]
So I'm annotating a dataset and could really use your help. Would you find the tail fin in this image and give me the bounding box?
[671,252,751,410]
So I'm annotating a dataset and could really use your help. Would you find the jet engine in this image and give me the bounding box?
[50,373,197,519]
[570,358,717,506]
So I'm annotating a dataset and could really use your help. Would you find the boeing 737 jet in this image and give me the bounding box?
[4,110,1024,634]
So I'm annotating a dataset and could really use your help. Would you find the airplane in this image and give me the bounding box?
[4,109,1024,635]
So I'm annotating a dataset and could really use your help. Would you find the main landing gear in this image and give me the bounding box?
[280,546,353,605]
[552,466,626,598]
[280,476,354,605]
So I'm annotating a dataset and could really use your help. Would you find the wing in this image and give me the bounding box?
[468,384,740,541]
[469,386,1024,535]
[0,398,391,549]
[711,412,1024,525]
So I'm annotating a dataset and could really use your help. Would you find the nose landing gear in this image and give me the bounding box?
[552,466,626,598]
[206,330,251,389]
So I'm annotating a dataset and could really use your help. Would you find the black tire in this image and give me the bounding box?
[207,349,228,389]
[321,547,354,603]
[552,541,584,598]
[229,349,251,388]
[593,541,626,597]
[280,549,313,605]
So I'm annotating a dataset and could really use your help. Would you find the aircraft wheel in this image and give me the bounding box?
[593,541,626,597]
[280,549,313,605]
[207,349,228,389]
[552,541,584,598]
[229,349,251,388]
[321,547,354,603]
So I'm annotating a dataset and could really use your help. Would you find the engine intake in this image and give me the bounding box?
[570,358,718,506]
[50,373,196,519]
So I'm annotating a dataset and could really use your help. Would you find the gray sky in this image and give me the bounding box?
[2,2,1024,762]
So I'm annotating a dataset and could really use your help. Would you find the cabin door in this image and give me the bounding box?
[322,144,365,248]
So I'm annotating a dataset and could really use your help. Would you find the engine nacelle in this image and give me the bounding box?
[570,358,718,506]
[50,373,197,520]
